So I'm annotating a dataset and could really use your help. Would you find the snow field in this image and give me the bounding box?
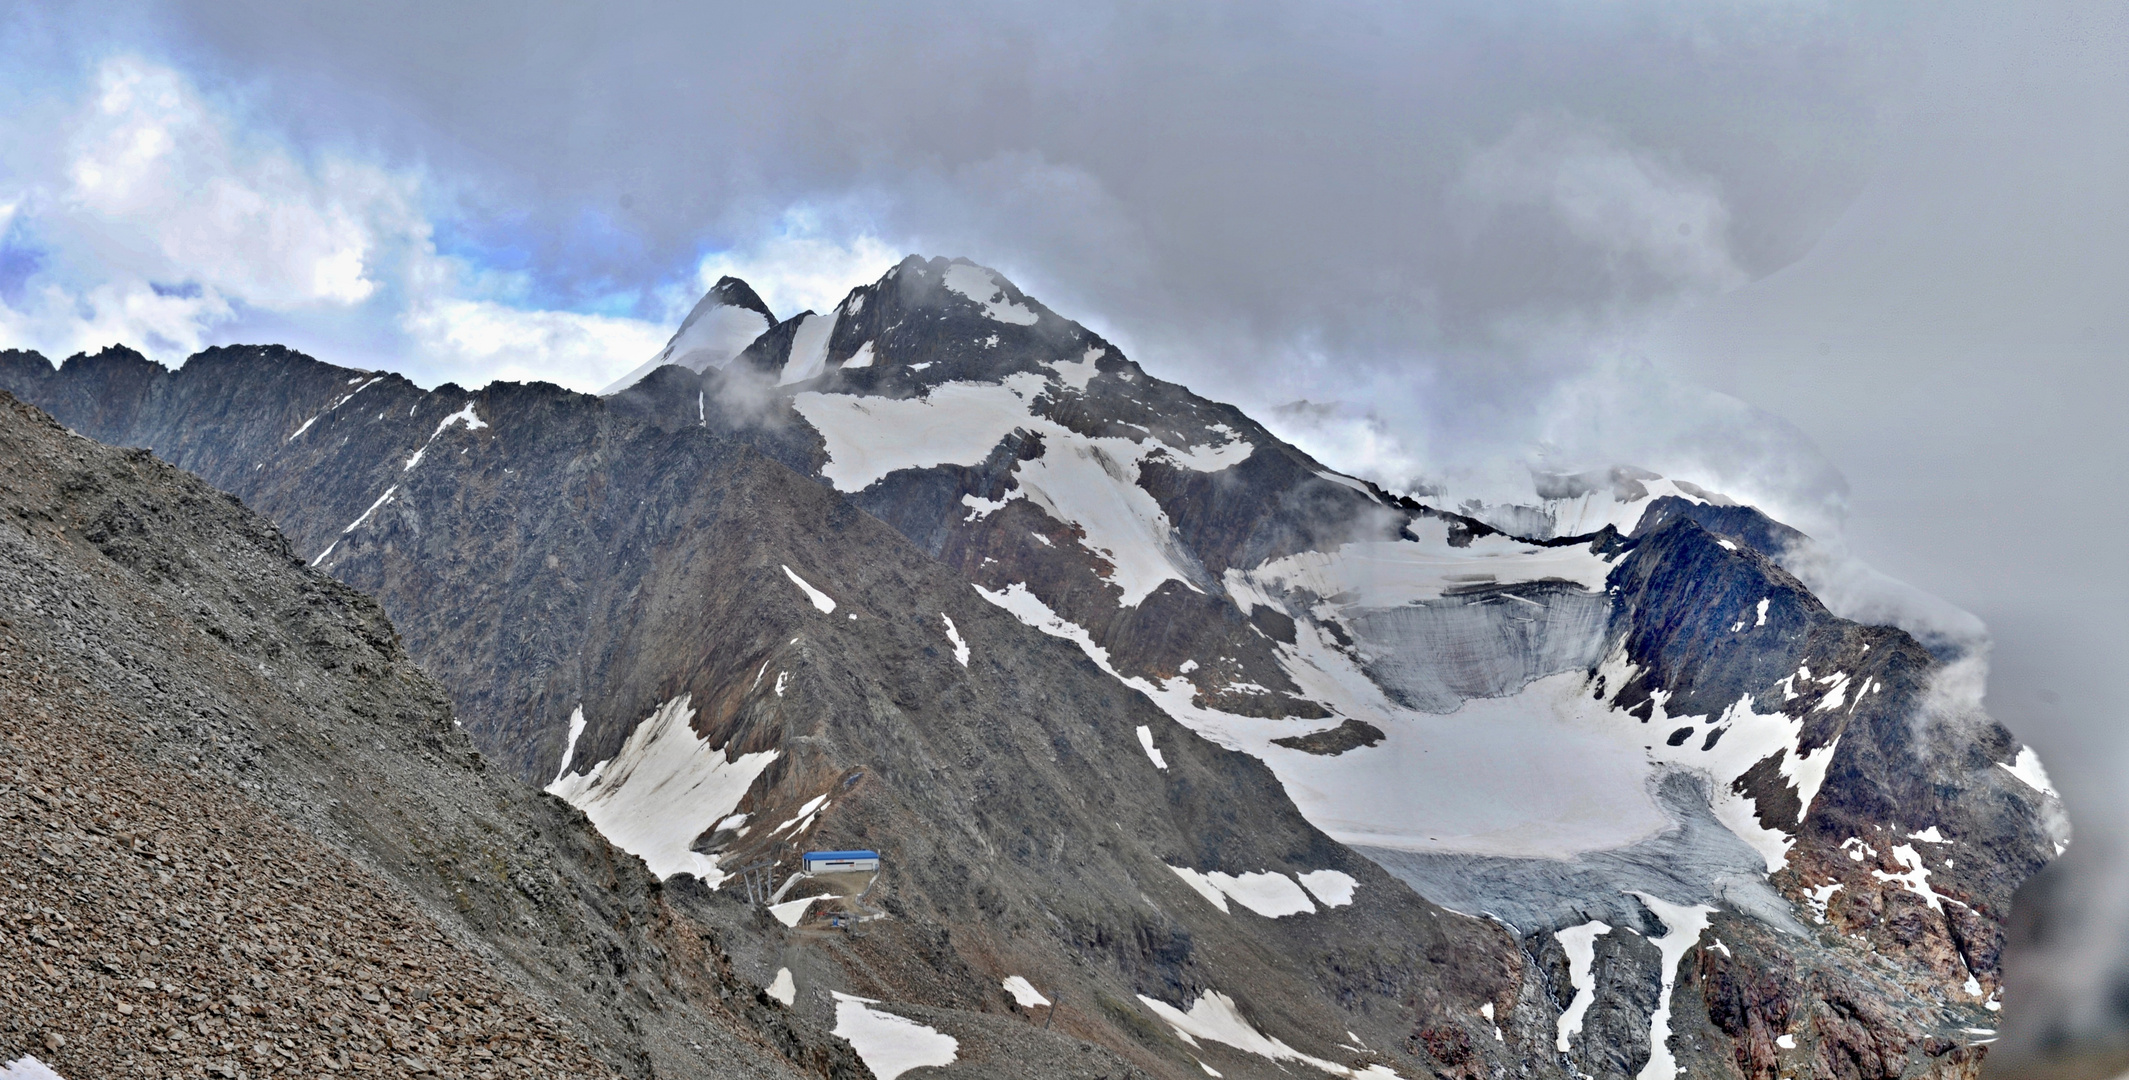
[0,1057,64,1080]
[768,968,797,1006]
[1166,865,1344,918]
[1002,976,1050,1008]
[769,896,818,927]
[830,993,960,1080]
[1295,869,1357,907]
[2000,746,2059,797]
[600,298,774,394]
[778,313,836,385]
[545,693,780,885]
[1135,991,1399,1079]
[795,371,1251,605]
[941,263,1039,325]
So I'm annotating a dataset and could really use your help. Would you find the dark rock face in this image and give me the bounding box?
[0,252,2062,1080]
[1272,719,1386,756]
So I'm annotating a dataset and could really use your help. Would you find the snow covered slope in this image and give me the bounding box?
[624,255,2058,1076]
[0,258,2066,1080]
[599,276,776,395]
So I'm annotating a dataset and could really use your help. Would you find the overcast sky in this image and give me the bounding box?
[3,0,2125,1056]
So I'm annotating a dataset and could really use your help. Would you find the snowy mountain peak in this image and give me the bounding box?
[600,275,779,395]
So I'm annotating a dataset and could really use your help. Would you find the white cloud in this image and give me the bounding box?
[63,59,388,307]
[1459,114,1748,303]
[686,208,900,321]
[400,298,670,389]
[0,54,672,392]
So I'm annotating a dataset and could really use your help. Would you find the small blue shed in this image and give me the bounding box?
[803,850,881,873]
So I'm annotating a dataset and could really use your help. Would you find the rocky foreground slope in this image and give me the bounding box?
[0,255,2071,1079]
[0,393,861,1078]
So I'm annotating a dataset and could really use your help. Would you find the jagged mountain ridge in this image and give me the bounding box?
[0,352,1518,1080]
[0,254,2065,1079]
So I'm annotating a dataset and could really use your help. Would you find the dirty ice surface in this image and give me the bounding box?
[546,694,779,885]
[831,993,960,1080]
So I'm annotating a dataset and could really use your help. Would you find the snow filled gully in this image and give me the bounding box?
[1550,895,1715,1080]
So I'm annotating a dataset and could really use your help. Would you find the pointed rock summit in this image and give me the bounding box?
[600,276,777,395]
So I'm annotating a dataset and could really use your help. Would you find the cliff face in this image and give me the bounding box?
[0,254,2064,1080]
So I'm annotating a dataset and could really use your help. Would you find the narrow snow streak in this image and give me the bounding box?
[553,704,588,784]
[781,565,838,613]
[1629,893,1716,1080]
[942,263,1039,324]
[342,486,398,533]
[1553,920,1611,1052]
[1137,725,1168,770]
[941,614,970,666]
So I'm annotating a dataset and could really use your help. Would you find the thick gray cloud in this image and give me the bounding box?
[128,2,1910,421]
[7,0,2127,1061]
